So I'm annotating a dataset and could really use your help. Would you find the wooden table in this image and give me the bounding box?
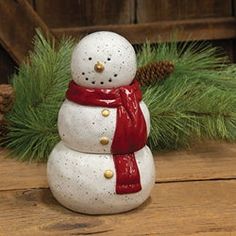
[0,142,236,235]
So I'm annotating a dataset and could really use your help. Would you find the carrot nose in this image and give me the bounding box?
[94,62,104,73]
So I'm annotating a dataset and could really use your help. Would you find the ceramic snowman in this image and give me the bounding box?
[47,31,155,215]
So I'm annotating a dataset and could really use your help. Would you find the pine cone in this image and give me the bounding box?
[0,84,15,137]
[135,60,175,86]
[0,84,14,98]
[0,84,15,114]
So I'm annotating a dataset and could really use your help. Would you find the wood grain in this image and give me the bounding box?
[0,0,54,64]
[0,150,47,191]
[0,180,235,235]
[1,142,236,191]
[137,0,232,23]
[156,141,236,182]
[35,0,135,28]
[1,142,236,235]
[53,17,236,44]
[26,0,34,6]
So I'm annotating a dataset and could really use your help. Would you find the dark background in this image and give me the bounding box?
[1,0,236,83]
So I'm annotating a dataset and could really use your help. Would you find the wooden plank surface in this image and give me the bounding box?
[137,0,232,23]
[0,180,235,236]
[0,0,54,64]
[53,17,236,44]
[156,141,236,182]
[35,0,135,28]
[0,142,236,235]
[0,149,47,191]
[1,142,236,191]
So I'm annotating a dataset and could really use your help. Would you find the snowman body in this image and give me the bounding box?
[58,99,150,153]
[47,31,156,214]
[48,142,155,214]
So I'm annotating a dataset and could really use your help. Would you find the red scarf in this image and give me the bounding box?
[66,80,147,194]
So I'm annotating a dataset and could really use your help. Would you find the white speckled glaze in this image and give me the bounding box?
[71,31,137,88]
[47,31,156,215]
[47,141,155,215]
[58,99,150,153]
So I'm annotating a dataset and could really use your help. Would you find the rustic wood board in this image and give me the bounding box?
[34,0,232,27]
[34,0,135,28]
[0,149,47,191]
[53,17,236,44]
[156,141,236,182]
[0,0,54,64]
[1,142,236,235]
[1,142,236,191]
[0,180,236,236]
[137,0,232,23]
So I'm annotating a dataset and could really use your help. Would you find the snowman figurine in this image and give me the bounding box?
[47,31,155,215]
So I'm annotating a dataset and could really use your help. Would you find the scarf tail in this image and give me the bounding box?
[113,154,142,194]
[111,88,147,194]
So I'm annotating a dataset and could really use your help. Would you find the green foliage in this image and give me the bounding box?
[3,32,236,161]
[2,31,75,161]
[140,42,236,150]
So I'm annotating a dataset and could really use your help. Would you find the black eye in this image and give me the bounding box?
[100,82,104,85]
[107,58,111,61]
[109,79,112,82]
[92,81,95,84]
[88,57,92,60]
[114,74,117,77]
[85,78,88,80]
[82,72,85,75]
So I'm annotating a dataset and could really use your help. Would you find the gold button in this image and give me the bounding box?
[104,170,114,179]
[101,109,110,117]
[100,137,109,145]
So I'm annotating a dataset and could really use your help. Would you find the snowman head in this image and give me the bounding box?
[71,31,137,89]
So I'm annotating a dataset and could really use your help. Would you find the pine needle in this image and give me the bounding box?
[1,30,75,162]
[3,32,236,161]
[141,42,236,150]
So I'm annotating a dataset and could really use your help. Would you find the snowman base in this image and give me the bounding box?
[47,141,155,215]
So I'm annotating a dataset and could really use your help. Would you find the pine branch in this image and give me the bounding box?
[1,31,75,161]
[143,72,236,150]
[3,32,236,161]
